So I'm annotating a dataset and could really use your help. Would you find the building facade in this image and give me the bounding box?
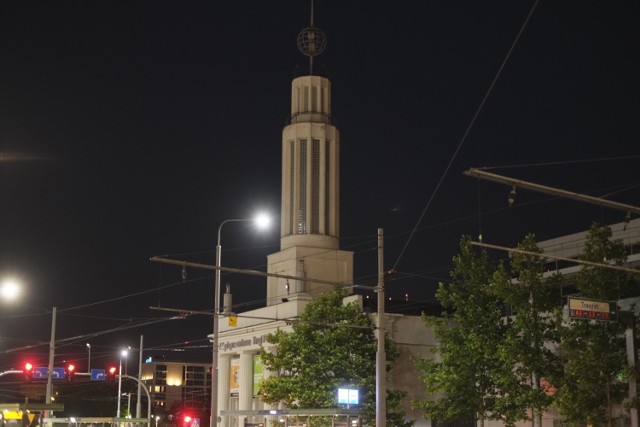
[141,360,212,421]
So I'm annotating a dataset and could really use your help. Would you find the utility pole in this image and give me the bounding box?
[45,307,56,419]
[376,228,386,427]
[137,335,144,418]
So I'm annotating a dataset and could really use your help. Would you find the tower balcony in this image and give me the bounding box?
[286,111,333,126]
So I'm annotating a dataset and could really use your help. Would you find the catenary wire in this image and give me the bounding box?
[482,154,640,170]
[391,0,541,271]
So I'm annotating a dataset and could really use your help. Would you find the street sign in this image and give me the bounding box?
[568,297,617,321]
[91,368,106,381]
[32,367,66,379]
[52,367,65,379]
[33,367,48,379]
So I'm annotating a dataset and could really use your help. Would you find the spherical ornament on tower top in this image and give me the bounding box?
[297,26,327,57]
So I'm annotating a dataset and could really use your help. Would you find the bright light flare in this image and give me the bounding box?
[253,212,271,230]
[0,279,21,301]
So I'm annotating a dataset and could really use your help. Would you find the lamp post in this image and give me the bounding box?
[210,214,270,427]
[117,349,128,418]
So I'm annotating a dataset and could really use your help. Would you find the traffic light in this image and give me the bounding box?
[66,363,76,381]
[183,415,193,427]
[108,366,117,382]
[24,362,33,380]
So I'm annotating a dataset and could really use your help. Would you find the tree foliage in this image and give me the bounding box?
[413,236,507,426]
[415,235,563,427]
[489,234,563,426]
[416,224,640,427]
[258,287,411,427]
[554,223,636,427]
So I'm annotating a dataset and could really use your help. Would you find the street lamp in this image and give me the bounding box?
[210,214,270,427]
[117,349,128,418]
[0,278,21,302]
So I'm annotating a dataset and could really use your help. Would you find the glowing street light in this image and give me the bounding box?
[0,278,21,301]
[210,213,270,427]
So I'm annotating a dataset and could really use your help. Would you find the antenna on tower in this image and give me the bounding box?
[297,0,326,75]
[310,0,314,26]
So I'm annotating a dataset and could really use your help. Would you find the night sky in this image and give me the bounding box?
[1,1,639,379]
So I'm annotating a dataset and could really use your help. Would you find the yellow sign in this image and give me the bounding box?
[229,315,237,327]
[568,297,617,321]
[2,410,22,420]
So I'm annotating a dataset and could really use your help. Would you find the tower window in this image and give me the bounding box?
[311,139,320,233]
[311,86,318,112]
[325,142,331,233]
[298,139,307,234]
[289,140,295,235]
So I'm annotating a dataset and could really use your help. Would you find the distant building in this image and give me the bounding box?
[539,217,640,277]
[141,358,211,418]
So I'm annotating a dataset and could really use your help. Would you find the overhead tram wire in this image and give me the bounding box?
[150,306,376,331]
[1,316,172,354]
[481,154,640,170]
[391,0,541,271]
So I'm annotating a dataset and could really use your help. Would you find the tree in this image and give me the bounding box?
[415,235,563,427]
[258,287,411,427]
[489,234,563,427]
[554,223,637,427]
[413,236,506,427]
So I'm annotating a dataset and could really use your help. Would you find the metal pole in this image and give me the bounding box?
[86,343,91,372]
[137,335,144,418]
[463,168,640,215]
[627,326,638,427]
[117,353,124,418]
[211,225,223,427]
[375,229,386,427]
[45,307,57,419]
[120,373,153,427]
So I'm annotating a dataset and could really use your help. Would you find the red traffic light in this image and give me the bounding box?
[66,363,76,381]
[24,362,33,380]
[108,366,117,381]
[183,415,192,426]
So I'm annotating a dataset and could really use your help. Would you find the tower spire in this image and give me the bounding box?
[297,0,326,75]
[310,0,314,26]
